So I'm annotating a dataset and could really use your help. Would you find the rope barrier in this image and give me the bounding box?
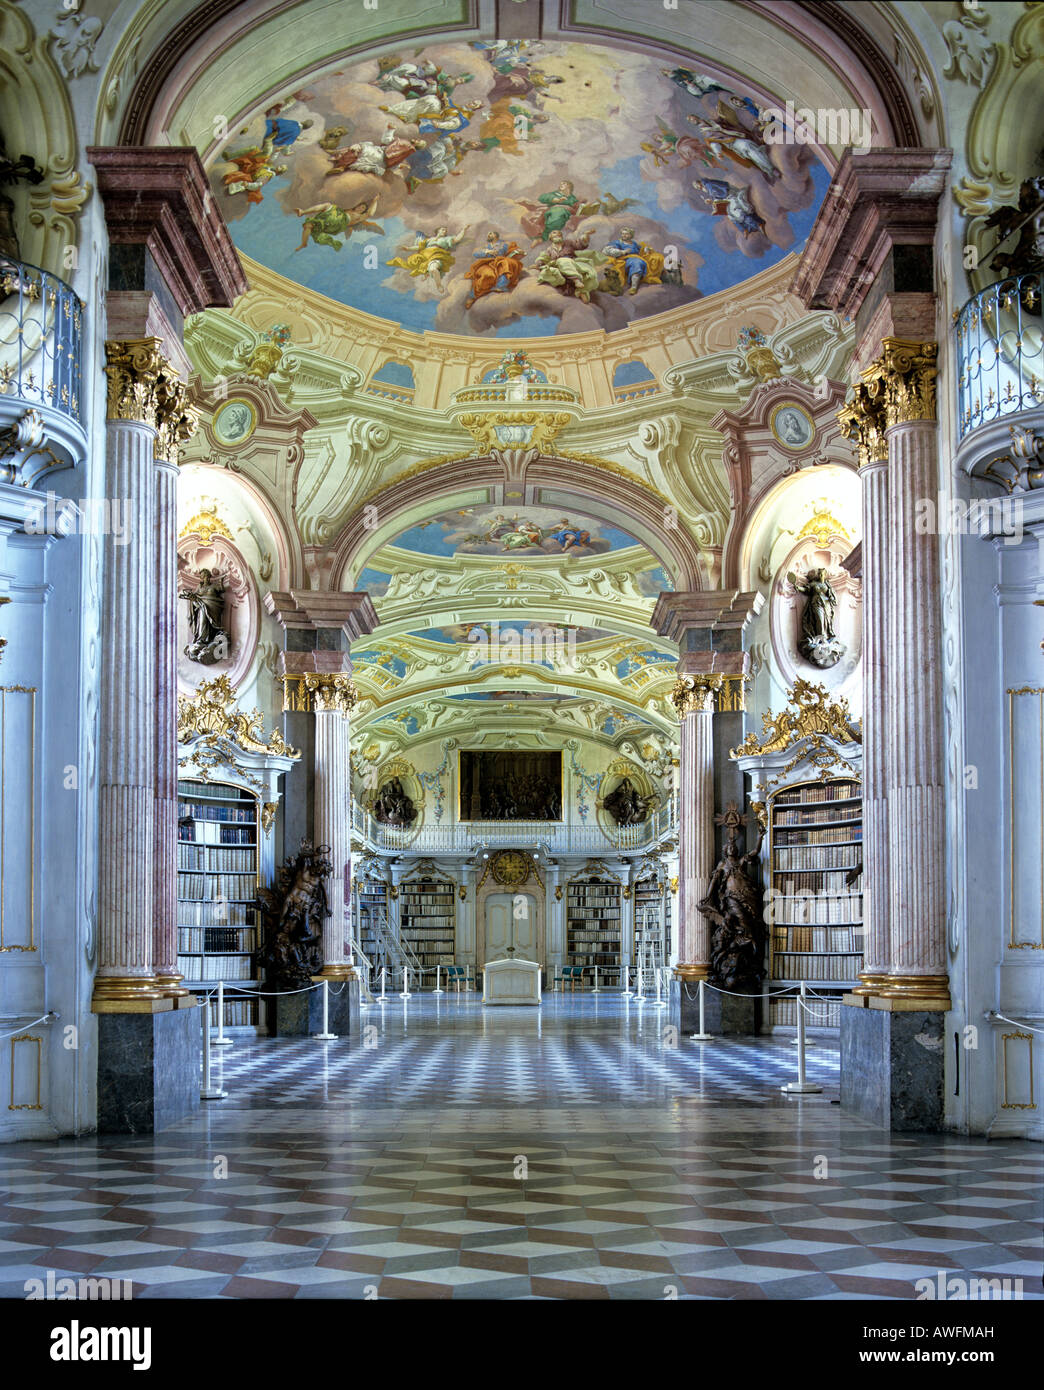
[0,1011,57,1042]
[988,1011,1044,1037]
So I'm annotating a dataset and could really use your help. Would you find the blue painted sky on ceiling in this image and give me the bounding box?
[210,40,829,338]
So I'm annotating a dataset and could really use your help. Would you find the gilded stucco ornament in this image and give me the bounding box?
[730,678,861,758]
[177,673,299,758]
[838,338,937,459]
[670,673,723,717]
[304,673,359,715]
[104,339,196,459]
[458,410,572,453]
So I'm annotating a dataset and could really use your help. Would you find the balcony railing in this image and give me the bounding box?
[351,798,677,856]
[955,273,1042,441]
[0,259,83,427]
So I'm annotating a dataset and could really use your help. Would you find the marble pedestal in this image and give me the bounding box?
[268,979,360,1036]
[669,979,761,1036]
[97,1003,200,1134]
[841,1003,945,1130]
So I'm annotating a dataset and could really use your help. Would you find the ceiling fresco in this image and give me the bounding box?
[385,504,642,558]
[211,39,830,337]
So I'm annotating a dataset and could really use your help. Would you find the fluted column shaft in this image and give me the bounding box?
[313,706,352,976]
[152,455,182,991]
[96,417,160,997]
[672,675,722,981]
[856,454,891,987]
[885,418,947,990]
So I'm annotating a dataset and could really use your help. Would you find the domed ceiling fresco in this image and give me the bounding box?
[211,38,830,337]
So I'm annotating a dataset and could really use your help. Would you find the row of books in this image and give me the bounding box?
[774,870,862,893]
[178,800,255,823]
[400,891,453,905]
[177,954,254,980]
[178,902,255,926]
[569,931,622,943]
[219,825,255,844]
[567,893,619,906]
[177,926,258,952]
[773,846,861,870]
[177,871,256,900]
[769,893,863,924]
[773,952,862,981]
[771,996,842,1028]
[568,953,622,967]
[774,784,859,805]
[773,827,863,846]
[774,925,862,951]
[568,907,622,919]
[205,997,257,1027]
[401,929,455,942]
[400,905,454,917]
[178,845,255,871]
[773,806,861,827]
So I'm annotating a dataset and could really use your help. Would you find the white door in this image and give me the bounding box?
[485,893,537,962]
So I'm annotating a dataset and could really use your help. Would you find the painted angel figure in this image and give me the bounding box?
[686,114,778,181]
[386,224,470,290]
[692,179,766,238]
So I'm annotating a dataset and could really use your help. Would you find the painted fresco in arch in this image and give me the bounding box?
[387,504,640,558]
[211,41,829,337]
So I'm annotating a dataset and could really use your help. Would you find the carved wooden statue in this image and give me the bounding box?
[984,176,1044,278]
[697,824,766,992]
[604,775,655,825]
[256,841,331,989]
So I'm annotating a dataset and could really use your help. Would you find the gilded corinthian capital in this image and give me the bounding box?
[670,673,723,717]
[304,673,359,714]
[838,338,938,462]
[104,339,197,461]
[837,379,889,468]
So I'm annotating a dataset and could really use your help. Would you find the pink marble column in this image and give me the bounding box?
[672,675,722,980]
[313,695,354,978]
[152,442,187,995]
[95,397,160,1002]
[855,451,892,989]
[884,417,948,998]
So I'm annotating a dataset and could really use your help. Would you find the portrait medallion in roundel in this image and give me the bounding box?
[769,402,816,452]
[492,849,530,887]
[212,399,258,448]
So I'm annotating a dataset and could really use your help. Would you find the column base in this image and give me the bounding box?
[97,1001,201,1134]
[314,964,358,982]
[154,972,191,999]
[875,974,952,1007]
[92,974,167,1008]
[849,971,890,997]
[669,978,761,1036]
[841,999,945,1130]
[268,979,361,1037]
[672,963,710,983]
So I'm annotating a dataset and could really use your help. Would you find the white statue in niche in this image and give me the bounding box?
[786,565,845,669]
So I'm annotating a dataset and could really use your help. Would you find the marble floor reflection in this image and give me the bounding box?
[1,995,1040,1299]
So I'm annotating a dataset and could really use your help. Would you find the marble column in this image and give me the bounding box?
[884,414,948,999]
[839,389,891,992]
[94,342,164,1004]
[670,675,722,981]
[310,675,358,980]
[152,384,194,996]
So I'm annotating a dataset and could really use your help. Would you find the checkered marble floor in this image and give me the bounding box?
[1,996,1040,1300]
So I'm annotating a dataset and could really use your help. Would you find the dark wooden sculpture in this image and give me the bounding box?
[256,841,331,989]
[698,820,766,992]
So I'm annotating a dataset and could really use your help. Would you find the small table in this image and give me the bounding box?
[482,957,542,1006]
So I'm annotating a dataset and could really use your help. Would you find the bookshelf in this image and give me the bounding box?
[354,873,392,977]
[767,777,863,1030]
[399,870,456,978]
[634,873,671,973]
[567,870,623,982]
[176,779,261,1029]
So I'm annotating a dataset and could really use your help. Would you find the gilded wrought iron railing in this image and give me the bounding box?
[0,258,83,425]
[955,273,1042,441]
